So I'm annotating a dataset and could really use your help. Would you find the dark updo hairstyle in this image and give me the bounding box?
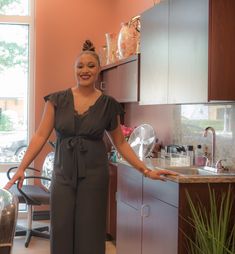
[78,39,100,66]
[82,40,96,51]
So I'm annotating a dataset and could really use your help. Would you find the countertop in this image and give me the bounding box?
[116,158,235,184]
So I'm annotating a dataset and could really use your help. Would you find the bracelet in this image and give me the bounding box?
[143,169,150,177]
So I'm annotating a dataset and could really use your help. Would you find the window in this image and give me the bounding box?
[0,0,34,189]
[0,0,30,15]
[181,104,233,136]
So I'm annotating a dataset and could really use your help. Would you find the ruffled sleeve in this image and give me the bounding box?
[44,89,69,108]
[106,96,125,131]
[44,92,58,107]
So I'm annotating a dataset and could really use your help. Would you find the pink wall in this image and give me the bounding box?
[34,0,153,167]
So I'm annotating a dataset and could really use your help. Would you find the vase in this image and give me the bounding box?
[99,45,108,67]
[105,33,117,64]
[117,16,140,59]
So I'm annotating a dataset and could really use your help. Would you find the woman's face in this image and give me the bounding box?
[75,53,100,87]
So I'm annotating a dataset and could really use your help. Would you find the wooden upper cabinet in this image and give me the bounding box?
[140,0,235,105]
[209,0,235,101]
[100,55,139,103]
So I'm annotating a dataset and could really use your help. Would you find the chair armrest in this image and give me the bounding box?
[16,176,51,205]
[7,166,40,180]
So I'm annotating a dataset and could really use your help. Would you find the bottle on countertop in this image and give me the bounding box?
[186,145,194,166]
[194,144,206,166]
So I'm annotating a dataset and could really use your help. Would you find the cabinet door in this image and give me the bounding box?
[116,201,142,254]
[144,177,179,207]
[117,59,138,102]
[140,1,169,105]
[117,163,142,210]
[142,196,178,254]
[101,66,118,98]
[168,0,209,103]
[209,0,235,101]
[101,56,138,102]
[116,163,142,254]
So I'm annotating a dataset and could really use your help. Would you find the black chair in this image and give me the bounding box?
[6,150,54,248]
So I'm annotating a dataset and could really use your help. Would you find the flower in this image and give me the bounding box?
[121,125,134,140]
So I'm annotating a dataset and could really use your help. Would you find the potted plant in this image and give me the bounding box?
[185,185,235,254]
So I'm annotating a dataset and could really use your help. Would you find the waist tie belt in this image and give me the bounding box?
[62,135,102,189]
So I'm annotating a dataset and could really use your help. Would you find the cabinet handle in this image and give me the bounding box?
[141,204,150,217]
[100,81,106,91]
[115,191,120,202]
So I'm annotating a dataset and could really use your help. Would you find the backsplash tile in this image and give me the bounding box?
[125,103,235,169]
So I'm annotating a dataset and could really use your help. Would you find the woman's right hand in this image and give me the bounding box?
[4,169,25,190]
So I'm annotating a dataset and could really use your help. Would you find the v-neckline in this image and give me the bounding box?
[69,88,103,117]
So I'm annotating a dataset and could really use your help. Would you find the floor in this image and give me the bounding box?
[12,238,116,254]
[11,220,116,254]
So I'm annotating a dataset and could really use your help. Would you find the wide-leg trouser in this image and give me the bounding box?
[50,169,109,254]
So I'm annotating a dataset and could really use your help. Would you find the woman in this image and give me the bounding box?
[4,40,176,254]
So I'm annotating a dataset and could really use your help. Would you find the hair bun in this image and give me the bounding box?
[82,40,95,52]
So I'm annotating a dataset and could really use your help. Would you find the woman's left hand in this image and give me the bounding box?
[145,169,178,181]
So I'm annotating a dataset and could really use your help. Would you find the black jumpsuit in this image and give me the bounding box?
[44,88,124,254]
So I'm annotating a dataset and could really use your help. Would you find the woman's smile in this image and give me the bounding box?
[80,74,91,80]
[76,53,100,86]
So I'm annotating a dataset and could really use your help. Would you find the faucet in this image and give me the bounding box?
[203,126,216,166]
[215,159,228,173]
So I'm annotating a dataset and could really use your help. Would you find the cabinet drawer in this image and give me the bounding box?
[143,178,179,207]
[117,163,143,210]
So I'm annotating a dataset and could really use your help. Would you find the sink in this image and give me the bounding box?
[163,166,217,176]
[155,166,235,176]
